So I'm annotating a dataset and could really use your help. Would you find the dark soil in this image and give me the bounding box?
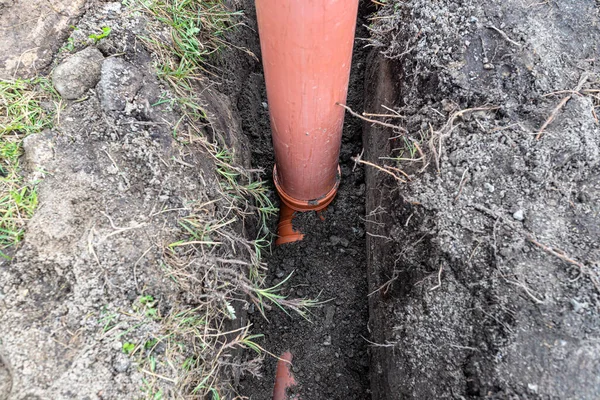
[235,3,373,399]
[239,175,370,400]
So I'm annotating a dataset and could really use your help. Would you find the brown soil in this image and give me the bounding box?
[1,2,254,399]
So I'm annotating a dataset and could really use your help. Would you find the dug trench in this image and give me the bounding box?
[234,3,373,398]
[235,0,600,398]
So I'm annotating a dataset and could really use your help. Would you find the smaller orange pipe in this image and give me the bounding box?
[275,204,304,246]
[272,351,299,400]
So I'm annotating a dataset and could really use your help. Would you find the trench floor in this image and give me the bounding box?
[239,151,370,399]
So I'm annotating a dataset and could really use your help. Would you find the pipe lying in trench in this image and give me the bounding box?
[255,0,359,246]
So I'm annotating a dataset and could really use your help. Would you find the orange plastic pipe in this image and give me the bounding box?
[255,0,359,244]
[272,351,299,400]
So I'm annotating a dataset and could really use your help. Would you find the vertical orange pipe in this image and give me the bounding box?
[255,0,359,244]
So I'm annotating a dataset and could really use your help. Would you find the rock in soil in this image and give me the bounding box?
[96,57,143,112]
[52,47,105,100]
[0,0,87,79]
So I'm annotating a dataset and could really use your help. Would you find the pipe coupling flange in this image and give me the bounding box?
[273,165,341,212]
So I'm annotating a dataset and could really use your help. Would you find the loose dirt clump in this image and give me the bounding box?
[363,0,600,398]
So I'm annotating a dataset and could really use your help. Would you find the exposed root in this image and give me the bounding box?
[352,150,408,183]
[429,263,444,291]
[526,236,600,294]
[429,106,499,174]
[486,25,522,48]
[537,72,589,139]
[337,102,407,133]
[505,277,546,304]
[341,102,498,177]
[453,167,469,204]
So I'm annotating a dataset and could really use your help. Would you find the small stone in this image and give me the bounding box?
[483,63,495,70]
[577,191,590,203]
[324,305,335,327]
[113,354,131,373]
[441,99,455,113]
[262,102,268,109]
[527,384,538,394]
[330,235,349,247]
[484,182,495,193]
[352,227,365,238]
[22,131,55,180]
[570,298,587,313]
[512,209,525,221]
[52,47,104,99]
[97,57,143,112]
[103,2,122,13]
[275,270,285,278]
